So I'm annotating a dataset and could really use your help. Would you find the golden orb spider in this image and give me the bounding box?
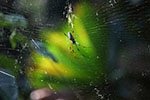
[63,28,85,57]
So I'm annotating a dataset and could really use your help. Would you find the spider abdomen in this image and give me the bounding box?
[68,32,76,44]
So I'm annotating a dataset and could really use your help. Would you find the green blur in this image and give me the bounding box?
[27,2,108,90]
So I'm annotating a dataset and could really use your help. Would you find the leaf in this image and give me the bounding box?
[0,67,18,100]
[0,54,22,77]
[0,12,27,28]
[27,2,108,90]
[31,40,58,62]
[9,29,26,49]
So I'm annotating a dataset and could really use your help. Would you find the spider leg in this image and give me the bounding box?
[70,42,76,57]
[64,32,69,38]
[71,25,80,39]
[72,25,76,39]
[75,43,85,56]
[69,43,72,52]
[74,33,81,39]
[63,30,70,39]
[76,42,91,48]
[72,24,74,33]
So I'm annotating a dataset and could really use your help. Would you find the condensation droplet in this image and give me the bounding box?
[97,56,100,59]
[96,12,99,16]
[45,71,47,74]
[94,88,104,99]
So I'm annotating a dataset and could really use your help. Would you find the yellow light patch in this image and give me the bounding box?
[46,32,68,50]
[75,21,89,45]
[34,53,73,77]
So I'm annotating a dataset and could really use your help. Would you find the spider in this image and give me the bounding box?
[64,28,85,57]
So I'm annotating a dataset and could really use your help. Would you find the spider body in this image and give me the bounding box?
[64,31,84,57]
[68,32,76,44]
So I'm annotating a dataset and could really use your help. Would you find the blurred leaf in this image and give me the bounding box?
[10,29,17,48]
[0,12,27,28]
[0,67,18,100]
[0,54,22,77]
[31,40,58,62]
[27,2,108,90]
[0,12,28,48]
[9,29,26,48]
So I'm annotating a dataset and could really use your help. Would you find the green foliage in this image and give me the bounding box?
[28,2,108,90]
[0,54,22,77]
[0,12,27,28]
[0,12,27,48]
[10,30,26,48]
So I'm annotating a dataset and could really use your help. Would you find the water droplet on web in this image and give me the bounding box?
[94,88,104,99]
[14,66,16,69]
[30,67,34,71]
[73,78,76,81]
[15,59,18,63]
[45,71,47,74]
[97,56,99,59]
[96,12,99,16]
